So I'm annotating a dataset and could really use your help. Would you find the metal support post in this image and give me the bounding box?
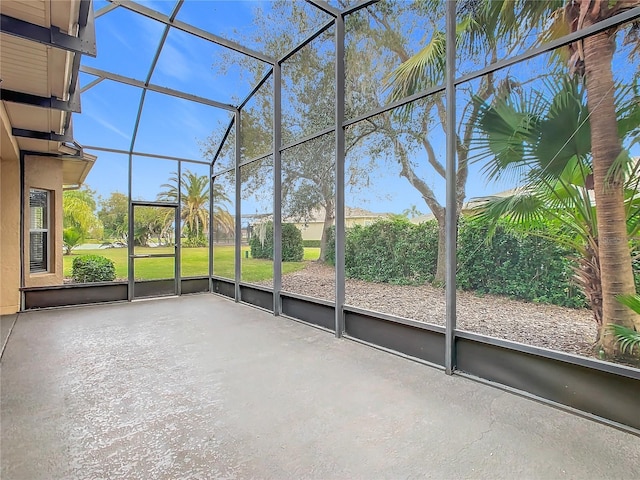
[444,0,457,375]
[127,153,134,301]
[334,14,346,338]
[273,62,283,316]
[305,0,340,17]
[209,162,214,293]
[234,109,242,302]
[176,160,182,296]
[112,0,274,64]
[19,153,25,310]
[79,66,235,111]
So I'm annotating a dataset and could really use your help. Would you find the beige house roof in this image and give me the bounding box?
[286,206,390,224]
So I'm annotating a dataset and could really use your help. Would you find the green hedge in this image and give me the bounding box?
[334,216,589,308]
[276,215,637,310]
[345,218,438,284]
[72,254,116,283]
[303,239,321,248]
[249,221,304,262]
[456,218,586,308]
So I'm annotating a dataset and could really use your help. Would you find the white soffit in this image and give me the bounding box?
[4,102,62,134]
[62,151,96,187]
[0,0,82,155]
[1,0,48,28]
[0,35,50,97]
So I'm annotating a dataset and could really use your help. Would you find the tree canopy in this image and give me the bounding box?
[62,188,102,254]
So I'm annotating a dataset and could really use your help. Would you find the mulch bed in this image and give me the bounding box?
[257,262,597,358]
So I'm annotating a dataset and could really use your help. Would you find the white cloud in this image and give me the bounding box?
[156,42,193,82]
[103,23,135,52]
[88,113,131,141]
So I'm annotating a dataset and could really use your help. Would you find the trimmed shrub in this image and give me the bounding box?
[72,254,116,283]
[249,222,304,262]
[344,218,438,284]
[250,222,273,259]
[282,223,304,261]
[303,239,321,248]
[456,217,586,308]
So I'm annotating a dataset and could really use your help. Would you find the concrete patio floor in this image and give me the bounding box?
[1,295,638,479]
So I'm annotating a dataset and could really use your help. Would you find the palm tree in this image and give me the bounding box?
[63,227,84,255]
[63,189,103,251]
[159,170,234,244]
[469,76,640,350]
[498,0,640,354]
[390,0,640,355]
[561,1,640,353]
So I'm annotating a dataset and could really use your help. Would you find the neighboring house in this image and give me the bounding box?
[289,207,391,241]
[0,0,96,314]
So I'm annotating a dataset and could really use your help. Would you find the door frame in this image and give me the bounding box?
[128,201,180,300]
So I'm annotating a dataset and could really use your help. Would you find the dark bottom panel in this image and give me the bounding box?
[456,337,640,431]
[281,295,335,331]
[213,278,235,299]
[240,285,273,311]
[23,282,128,309]
[181,277,210,294]
[134,279,175,298]
[345,310,445,366]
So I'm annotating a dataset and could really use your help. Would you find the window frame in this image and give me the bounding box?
[29,188,50,274]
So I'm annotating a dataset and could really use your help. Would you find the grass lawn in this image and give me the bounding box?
[63,246,321,282]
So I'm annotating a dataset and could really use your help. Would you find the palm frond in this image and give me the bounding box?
[385,29,446,103]
[535,6,571,56]
[616,293,640,313]
[532,77,591,178]
[604,148,635,186]
[518,0,565,33]
[471,90,541,183]
[607,322,640,356]
[467,190,546,237]
[613,82,639,135]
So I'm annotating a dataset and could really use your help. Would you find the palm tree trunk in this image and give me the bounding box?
[583,30,639,355]
[573,241,603,331]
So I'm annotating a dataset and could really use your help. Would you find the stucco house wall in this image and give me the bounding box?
[0,111,21,314]
[22,155,65,288]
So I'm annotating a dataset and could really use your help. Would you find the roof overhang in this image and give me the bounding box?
[0,0,97,184]
[60,145,96,188]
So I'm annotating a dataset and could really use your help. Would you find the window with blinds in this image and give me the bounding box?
[29,189,49,273]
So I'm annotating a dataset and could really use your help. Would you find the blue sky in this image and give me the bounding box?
[76,0,467,213]
[76,1,638,216]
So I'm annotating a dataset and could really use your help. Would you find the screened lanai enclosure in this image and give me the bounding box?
[8,0,640,434]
